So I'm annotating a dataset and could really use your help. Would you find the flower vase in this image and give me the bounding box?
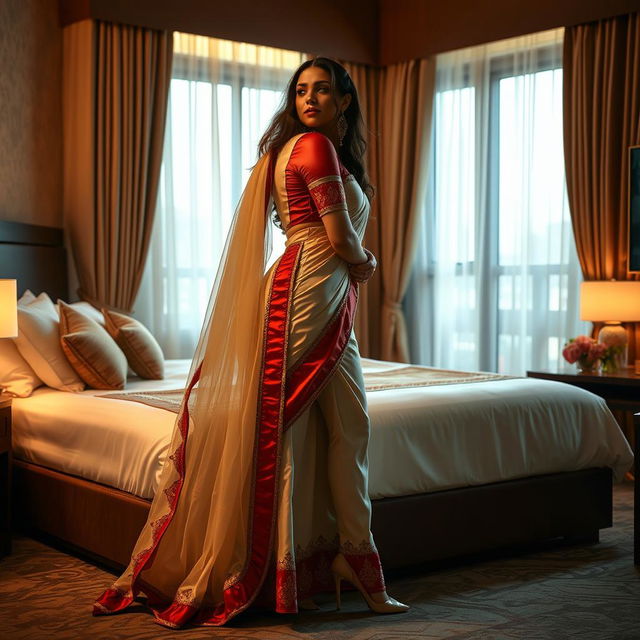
[576,360,601,374]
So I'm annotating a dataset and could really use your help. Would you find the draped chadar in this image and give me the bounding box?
[93,135,361,628]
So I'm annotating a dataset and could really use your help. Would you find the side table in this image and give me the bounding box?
[0,395,12,557]
[526,367,640,447]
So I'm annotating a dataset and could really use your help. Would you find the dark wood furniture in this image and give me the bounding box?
[0,221,68,302]
[0,395,12,557]
[3,220,617,572]
[13,459,611,571]
[526,367,640,418]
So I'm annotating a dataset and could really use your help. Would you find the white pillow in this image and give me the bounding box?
[0,289,43,397]
[0,338,42,397]
[72,301,106,326]
[18,289,36,306]
[54,300,106,327]
[13,293,85,392]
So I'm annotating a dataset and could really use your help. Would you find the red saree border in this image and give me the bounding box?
[271,538,384,612]
[202,241,302,626]
[283,279,358,430]
[92,361,202,617]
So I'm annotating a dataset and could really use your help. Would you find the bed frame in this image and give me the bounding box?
[2,220,613,571]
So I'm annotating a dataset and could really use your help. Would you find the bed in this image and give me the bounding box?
[1,220,633,572]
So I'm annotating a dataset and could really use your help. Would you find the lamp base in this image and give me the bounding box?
[597,322,628,369]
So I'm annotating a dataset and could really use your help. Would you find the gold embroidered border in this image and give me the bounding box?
[318,203,348,217]
[307,175,341,190]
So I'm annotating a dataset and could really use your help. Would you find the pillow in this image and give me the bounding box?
[0,288,43,397]
[13,293,85,392]
[54,300,106,327]
[0,338,42,397]
[58,300,128,390]
[18,289,36,306]
[102,309,164,379]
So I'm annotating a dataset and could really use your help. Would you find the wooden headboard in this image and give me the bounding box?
[0,220,69,300]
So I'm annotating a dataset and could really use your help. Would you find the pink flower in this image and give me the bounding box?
[588,343,607,360]
[573,335,594,353]
[562,342,582,364]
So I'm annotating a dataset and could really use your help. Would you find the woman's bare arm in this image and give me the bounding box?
[321,209,368,264]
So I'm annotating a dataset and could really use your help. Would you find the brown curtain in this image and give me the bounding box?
[563,13,640,363]
[63,20,172,311]
[375,59,436,362]
[340,61,382,358]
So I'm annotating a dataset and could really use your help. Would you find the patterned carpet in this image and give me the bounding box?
[0,482,638,640]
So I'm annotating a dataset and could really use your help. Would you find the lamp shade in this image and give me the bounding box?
[580,281,640,322]
[0,279,18,338]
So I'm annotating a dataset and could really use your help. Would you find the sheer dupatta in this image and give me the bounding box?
[93,150,278,627]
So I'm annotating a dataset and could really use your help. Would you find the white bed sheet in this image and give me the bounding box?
[11,359,633,501]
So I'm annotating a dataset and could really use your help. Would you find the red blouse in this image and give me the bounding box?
[280,132,350,228]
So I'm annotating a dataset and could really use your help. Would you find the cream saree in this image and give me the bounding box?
[93,134,381,627]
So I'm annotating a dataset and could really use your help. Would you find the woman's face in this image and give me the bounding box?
[295,66,349,130]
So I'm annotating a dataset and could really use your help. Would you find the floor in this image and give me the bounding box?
[0,482,637,640]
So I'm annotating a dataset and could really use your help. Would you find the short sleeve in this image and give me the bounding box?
[290,132,348,217]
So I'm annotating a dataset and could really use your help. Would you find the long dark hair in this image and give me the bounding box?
[258,57,375,207]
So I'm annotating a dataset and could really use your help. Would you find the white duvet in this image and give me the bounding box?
[11,359,633,501]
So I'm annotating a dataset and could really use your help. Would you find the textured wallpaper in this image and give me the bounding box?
[0,0,62,227]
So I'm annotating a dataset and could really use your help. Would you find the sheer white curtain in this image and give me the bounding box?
[406,29,588,375]
[135,33,304,358]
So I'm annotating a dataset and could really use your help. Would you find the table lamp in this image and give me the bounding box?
[0,279,17,338]
[580,280,640,368]
[0,279,18,397]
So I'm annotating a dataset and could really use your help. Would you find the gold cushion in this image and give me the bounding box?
[102,309,164,379]
[58,300,128,390]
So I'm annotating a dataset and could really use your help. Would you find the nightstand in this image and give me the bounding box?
[0,394,12,557]
[526,367,640,447]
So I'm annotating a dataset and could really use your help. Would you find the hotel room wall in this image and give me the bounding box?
[0,0,63,227]
[59,0,378,65]
[379,0,640,63]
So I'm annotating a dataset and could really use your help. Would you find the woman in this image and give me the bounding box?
[93,57,408,629]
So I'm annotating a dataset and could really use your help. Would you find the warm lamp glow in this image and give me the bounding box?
[580,281,640,322]
[0,279,18,338]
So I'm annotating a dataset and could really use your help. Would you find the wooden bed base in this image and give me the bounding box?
[13,459,612,572]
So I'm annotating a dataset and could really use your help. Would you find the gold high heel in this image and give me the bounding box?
[331,552,409,614]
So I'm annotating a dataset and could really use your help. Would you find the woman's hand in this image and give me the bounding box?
[349,248,376,284]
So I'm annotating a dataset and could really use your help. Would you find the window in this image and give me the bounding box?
[136,34,304,358]
[406,30,588,375]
